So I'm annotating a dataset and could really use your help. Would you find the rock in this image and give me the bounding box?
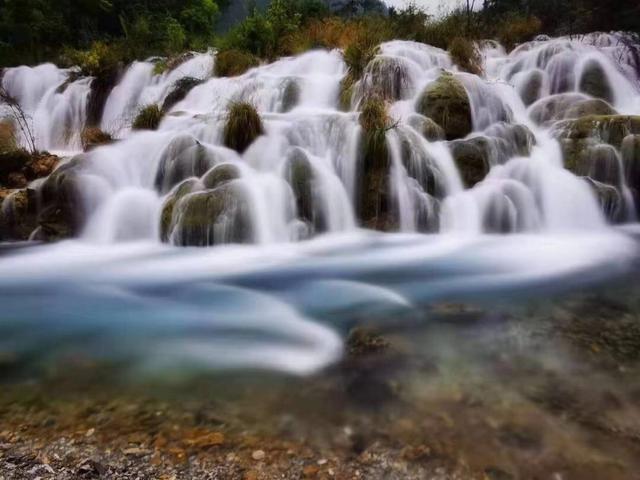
[86,68,121,127]
[416,72,472,141]
[581,144,622,187]
[408,114,445,142]
[621,134,640,208]
[162,77,204,112]
[81,127,112,151]
[251,450,265,461]
[518,69,544,106]
[284,148,326,234]
[529,93,617,124]
[356,55,411,102]
[280,79,300,113]
[448,137,492,188]
[579,59,614,103]
[584,177,624,222]
[202,163,241,190]
[160,178,201,243]
[0,189,38,241]
[484,122,536,157]
[171,181,253,247]
[155,135,218,193]
[0,149,30,185]
[347,327,390,358]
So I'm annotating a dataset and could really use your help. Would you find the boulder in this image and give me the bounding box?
[518,69,544,106]
[280,79,300,113]
[284,148,326,233]
[416,73,472,141]
[579,59,614,103]
[621,134,640,208]
[162,76,204,112]
[356,55,412,103]
[160,178,201,242]
[171,181,254,247]
[155,135,218,193]
[448,137,491,188]
[408,114,445,142]
[202,163,241,190]
[529,93,617,125]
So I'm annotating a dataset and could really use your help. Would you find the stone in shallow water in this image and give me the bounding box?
[155,135,218,194]
[284,148,326,234]
[579,59,614,104]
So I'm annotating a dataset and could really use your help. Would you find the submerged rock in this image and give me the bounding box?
[202,163,241,190]
[172,181,253,247]
[579,59,614,103]
[416,73,472,141]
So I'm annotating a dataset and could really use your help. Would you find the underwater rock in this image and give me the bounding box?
[416,73,472,141]
[172,181,253,247]
[162,77,204,112]
[155,135,218,194]
[579,59,614,103]
[484,122,536,158]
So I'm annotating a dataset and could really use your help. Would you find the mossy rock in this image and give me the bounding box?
[554,115,640,155]
[202,163,241,190]
[449,137,491,188]
[518,69,544,106]
[223,102,264,154]
[579,59,614,104]
[172,181,253,247]
[580,144,622,187]
[132,104,163,131]
[530,93,617,125]
[356,55,411,102]
[280,79,300,113]
[86,67,121,127]
[81,127,113,151]
[155,135,218,193]
[408,114,445,142]
[484,122,536,158]
[416,72,472,141]
[162,77,204,112]
[160,178,200,242]
[284,148,326,233]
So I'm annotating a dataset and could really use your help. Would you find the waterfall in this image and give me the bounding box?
[2,33,640,246]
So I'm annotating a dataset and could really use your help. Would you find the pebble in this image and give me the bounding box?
[251,450,265,461]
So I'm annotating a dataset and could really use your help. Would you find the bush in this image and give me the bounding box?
[498,16,543,51]
[63,41,123,77]
[448,37,483,75]
[359,96,389,133]
[223,102,264,153]
[215,49,260,77]
[132,105,164,131]
[81,127,112,151]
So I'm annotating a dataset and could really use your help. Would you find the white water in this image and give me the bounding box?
[2,34,640,375]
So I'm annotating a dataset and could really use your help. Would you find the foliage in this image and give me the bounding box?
[81,127,112,151]
[497,15,543,51]
[0,121,17,154]
[448,37,483,75]
[0,86,37,154]
[359,96,389,132]
[62,41,122,77]
[132,105,164,131]
[223,102,263,153]
[214,49,259,77]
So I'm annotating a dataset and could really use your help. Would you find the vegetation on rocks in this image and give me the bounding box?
[223,102,264,153]
[132,105,164,131]
[214,49,259,77]
[417,73,473,141]
[448,37,483,75]
[81,127,113,151]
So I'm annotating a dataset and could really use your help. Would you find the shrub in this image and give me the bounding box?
[215,49,260,77]
[448,37,483,75]
[223,102,264,153]
[63,41,122,77]
[498,16,543,51]
[132,105,164,131]
[359,96,389,133]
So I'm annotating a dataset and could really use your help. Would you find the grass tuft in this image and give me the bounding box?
[223,102,264,153]
[132,104,163,131]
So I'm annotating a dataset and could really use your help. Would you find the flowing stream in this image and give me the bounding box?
[1,33,640,375]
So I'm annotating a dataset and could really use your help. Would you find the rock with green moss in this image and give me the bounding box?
[484,122,536,158]
[160,178,201,242]
[223,102,264,154]
[416,73,472,141]
[583,177,624,222]
[356,55,411,102]
[408,114,445,142]
[530,93,617,125]
[155,135,218,193]
[0,189,38,241]
[579,59,614,103]
[132,104,163,131]
[518,69,544,106]
[172,181,253,247]
[202,163,241,190]
[162,77,204,112]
